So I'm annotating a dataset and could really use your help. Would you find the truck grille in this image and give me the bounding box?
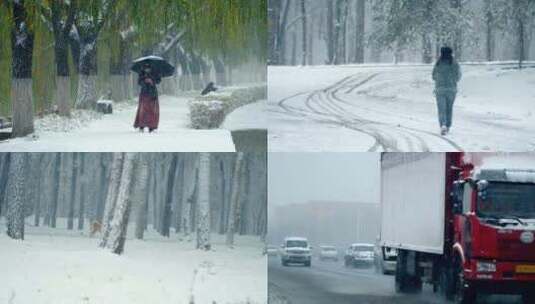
[498,240,535,261]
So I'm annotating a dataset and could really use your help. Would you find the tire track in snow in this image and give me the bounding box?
[275,71,462,151]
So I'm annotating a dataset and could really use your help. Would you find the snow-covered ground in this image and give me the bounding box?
[0,96,236,152]
[0,220,266,304]
[268,63,535,152]
[222,100,268,131]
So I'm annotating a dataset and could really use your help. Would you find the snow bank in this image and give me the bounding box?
[189,84,267,129]
[0,223,266,304]
[34,110,102,132]
[221,100,268,131]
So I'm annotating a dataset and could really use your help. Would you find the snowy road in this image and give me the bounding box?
[0,96,236,152]
[268,64,535,152]
[268,257,521,304]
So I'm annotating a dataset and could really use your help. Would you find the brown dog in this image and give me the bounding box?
[90,221,102,237]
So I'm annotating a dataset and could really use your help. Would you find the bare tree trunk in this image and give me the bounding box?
[134,155,151,240]
[100,153,125,247]
[421,2,433,64]
[300,0,307,66]
[226,153,245,247]
[162,155,178,237]
[6,153,25,240]
[452,0,462,61]
[291,32,297,66]
[269,0,282,64]
[196,153,211,250]
[33,156,43,227]
[107,153,136,255]
[276,0,291,65]
[354,0,366,63]
[326,1,335,64]
[78,154,86,230]
[68,154,78,230]
[517,16,525,69]
[422,32,433,64]
[308,18,314,64]
[0,154,11,218]
[484,1,495,61]
[49,153,61,228]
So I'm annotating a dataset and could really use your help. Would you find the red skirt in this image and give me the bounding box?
[134,93,159,130]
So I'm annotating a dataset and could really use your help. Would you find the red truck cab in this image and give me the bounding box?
[451,155,535,302]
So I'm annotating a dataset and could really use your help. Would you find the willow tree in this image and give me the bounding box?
[184,0,267,85]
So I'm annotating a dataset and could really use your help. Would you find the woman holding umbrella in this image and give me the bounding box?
[131,56,175,133]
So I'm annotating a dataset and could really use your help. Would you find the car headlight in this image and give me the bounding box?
[476,261,496,273]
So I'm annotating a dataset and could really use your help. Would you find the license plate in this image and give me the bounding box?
[516,265,535,273]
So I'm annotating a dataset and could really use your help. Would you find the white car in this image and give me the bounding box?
[266,245,279,256]
[374,245,397,275]
[344,243,375,268]
[319,245,339,261]
[280,237,312,267]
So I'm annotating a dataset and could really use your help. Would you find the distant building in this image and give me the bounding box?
[268,201,380,249]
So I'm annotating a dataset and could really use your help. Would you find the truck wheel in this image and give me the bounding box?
[439,266,455,301]
[344,258,350,267]
[395,250,422,294]
[453,259,476,304]
[305,261,311,267]
[281,260,287,267]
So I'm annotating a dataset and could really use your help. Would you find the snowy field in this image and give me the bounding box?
[268,63,535,152]
[0,220,267,304]
[0,96,236,152]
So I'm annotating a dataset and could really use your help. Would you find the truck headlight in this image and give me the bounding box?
[477,261,496,273]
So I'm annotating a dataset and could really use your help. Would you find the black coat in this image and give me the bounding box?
[138,71,161,97]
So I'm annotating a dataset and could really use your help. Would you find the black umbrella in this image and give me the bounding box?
[131,55,175,77]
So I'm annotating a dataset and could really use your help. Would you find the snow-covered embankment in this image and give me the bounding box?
[189,84,267,129]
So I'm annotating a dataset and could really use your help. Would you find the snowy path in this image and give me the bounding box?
[0,96,236,152]
[268,64,535,152]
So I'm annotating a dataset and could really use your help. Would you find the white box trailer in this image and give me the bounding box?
[380,153,447,255]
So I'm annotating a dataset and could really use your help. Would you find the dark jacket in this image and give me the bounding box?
[432,59,461,92]
[138,71,161,98]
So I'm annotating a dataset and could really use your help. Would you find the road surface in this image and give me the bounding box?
[0,96,236,152]
[268,64,535,152]
[268,256,522,304]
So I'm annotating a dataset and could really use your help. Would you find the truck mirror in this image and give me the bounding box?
[477,180,488,200]
[451,181,463,214]
[477,180,489,191]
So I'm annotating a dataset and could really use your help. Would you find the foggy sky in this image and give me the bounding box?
[268,153,380,206]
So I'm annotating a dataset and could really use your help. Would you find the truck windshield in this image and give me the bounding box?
[477,182,535,219]
[286,240,307,248]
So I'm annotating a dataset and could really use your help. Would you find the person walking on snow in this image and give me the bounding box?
[432,46,461,136]
[134,63,161,133]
